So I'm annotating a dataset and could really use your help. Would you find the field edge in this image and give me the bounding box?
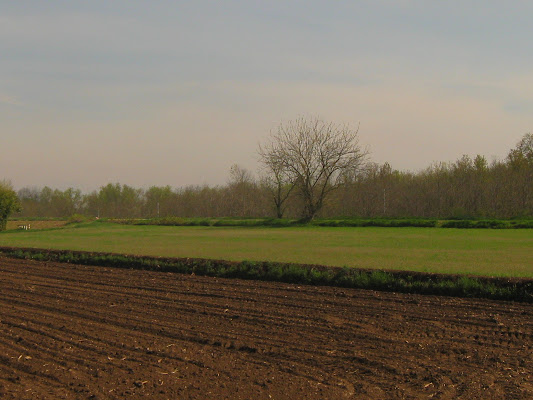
[1,246,531,303]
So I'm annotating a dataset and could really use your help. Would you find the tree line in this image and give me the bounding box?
[6,117,533,222]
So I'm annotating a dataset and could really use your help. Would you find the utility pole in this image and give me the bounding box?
[157,202,160,218]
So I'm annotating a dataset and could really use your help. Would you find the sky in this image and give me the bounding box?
[2,1,532,191]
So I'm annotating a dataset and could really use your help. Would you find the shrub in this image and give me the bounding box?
[67,214,91,224]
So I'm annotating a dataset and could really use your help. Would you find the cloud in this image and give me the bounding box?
[0,94,23,107]
[198,79,529,169]
[2,2,533,189]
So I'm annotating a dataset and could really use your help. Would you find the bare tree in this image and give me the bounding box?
[258,151,296,218]
[228,164,256,217]
[259,117,368,221]
[507,133,533,214]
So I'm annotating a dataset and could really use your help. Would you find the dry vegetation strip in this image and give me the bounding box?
[5,220,67,230]
[0,257,532,399]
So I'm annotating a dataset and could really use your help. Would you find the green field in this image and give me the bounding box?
[1,222,532,277]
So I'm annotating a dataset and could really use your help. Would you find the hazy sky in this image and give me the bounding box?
[2,1,532,191]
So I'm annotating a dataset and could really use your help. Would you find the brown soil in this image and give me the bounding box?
[0,257,531,400]
[6,220,67,230]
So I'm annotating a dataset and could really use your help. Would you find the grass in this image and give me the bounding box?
[1,221,532,277]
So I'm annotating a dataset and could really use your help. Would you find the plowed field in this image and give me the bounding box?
[0,257,531,399]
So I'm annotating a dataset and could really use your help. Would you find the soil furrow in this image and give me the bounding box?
[0,257,531,399]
